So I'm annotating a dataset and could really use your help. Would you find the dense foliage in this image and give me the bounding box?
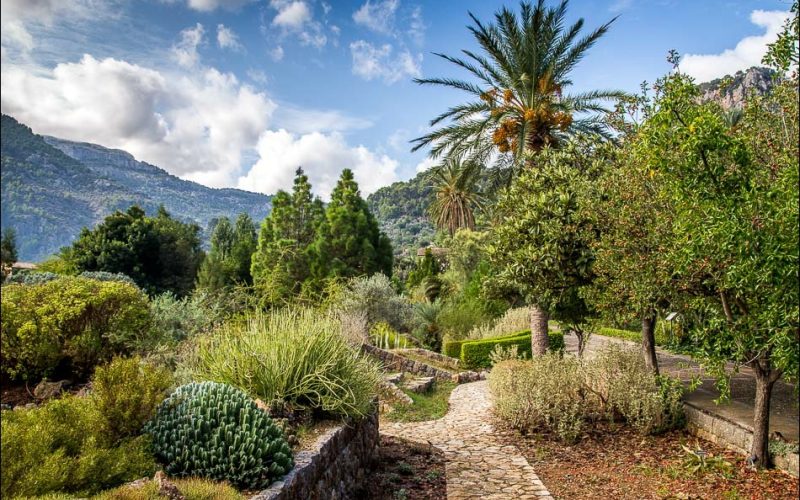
[197,213,257,291]
[366,170,436,253]
[63,205,204,297]
[145,381,293,489]
[190,308,381,419]
[1,276,153,381]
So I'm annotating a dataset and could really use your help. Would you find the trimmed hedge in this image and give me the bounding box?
[598,326,671,346]
[459,330,565,369]
[442,329,528,359]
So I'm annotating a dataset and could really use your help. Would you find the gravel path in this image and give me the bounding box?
[381,381,553,500]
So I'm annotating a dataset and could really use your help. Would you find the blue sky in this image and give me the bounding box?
[0,0,792,198]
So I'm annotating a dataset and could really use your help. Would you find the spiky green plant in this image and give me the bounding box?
[144,381,293,490]
[189,308,380,419]
[428,160,486,236]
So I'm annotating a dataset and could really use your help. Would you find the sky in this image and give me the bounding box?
[0,0,793,199]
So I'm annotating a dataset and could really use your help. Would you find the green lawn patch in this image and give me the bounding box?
[385,381,457,422]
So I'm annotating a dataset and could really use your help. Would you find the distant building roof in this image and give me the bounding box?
[11,262,38,270]
[416,246,448,257]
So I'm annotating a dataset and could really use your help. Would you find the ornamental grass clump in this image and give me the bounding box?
[190,308,381,419]
[145,382,293,490]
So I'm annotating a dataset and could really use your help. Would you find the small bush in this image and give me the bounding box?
[488,344,527,365]
[468,307,530,340]
[584,345,686,434]
[335,274,413,331]
[1,396,156,498]
[490,356,587,442]
[1,277,154,381]
[92,356,174,444]
[189,308,381,419]
[145,381,293,490]
[149,291,216,344]
[459,330,564,369]
[79,271,138,287]
[437,296,495,340]
[94,477,245,499]
[371,322,412,349]
[442,338,466,359]
[490,345,687,444]
[3,270,60,285]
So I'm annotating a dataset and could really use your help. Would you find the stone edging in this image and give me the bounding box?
[684,401,799,478]
[395,348,460,370]
[251,411,379,499]
[361,344,485,383]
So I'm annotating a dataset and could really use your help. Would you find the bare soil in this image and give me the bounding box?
[494,419,799,500]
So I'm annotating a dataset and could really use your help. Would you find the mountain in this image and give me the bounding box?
[366,170,435,254]
[1,115,271,261]
[698,66,776,110]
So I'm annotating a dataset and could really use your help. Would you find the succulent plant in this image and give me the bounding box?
[144,381,293,490]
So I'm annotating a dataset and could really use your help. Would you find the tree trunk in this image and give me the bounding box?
[574,328,586,358]
[750,358,781,468]
[530,304,549,356]
[641,313,659,375]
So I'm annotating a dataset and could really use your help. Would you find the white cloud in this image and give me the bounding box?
[1,54,275,188]
[269,45,285,61]
[680,9,790,82]
[0,0,120,55]
[350,40,421,84]
[269,0,328,49]
[217,24,242,50]
[274,106,373,134]
[272,1,312,29]
[172,23,205,68]
[353,0,398,35]
[407,6,425,46]
[247,68,268,84]
[238,130,398,199]
[414,157,436,173]
[183,0,254,11]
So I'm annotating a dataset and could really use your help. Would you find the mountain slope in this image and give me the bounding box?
[698,66,776,109]
[1,115,271,261]
[366,170,435,253]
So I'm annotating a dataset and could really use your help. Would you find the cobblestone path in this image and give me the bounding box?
[381,381,553,500]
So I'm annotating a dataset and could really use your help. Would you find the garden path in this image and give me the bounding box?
[381,380,553,500]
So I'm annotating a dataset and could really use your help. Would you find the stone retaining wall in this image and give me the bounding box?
[684,402,799,477]
[362,344,454,381]
[395,348,460,370]
[252,411,379,499]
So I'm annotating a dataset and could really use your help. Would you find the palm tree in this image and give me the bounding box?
[428,160,485,236]
[412,0,623,164]
[414,0,623,356]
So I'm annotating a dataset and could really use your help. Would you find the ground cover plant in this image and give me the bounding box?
[0,357,171,498]
[355,435,447,499]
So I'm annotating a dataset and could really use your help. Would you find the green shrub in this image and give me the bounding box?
[1,277,154,381]
[335,274,413,332]
[489,344,687,444]
[371,322,412,349]
[3,270,60,285]
[437,296,495,340]
[468,307,530,340]
[94,477,245,500]
[92,357,174,444]
[149,291,219,344]
[189,308,381,419]
[598,326,673,346]
[490,356,587,442]
[79,271,138,287]
[459,330,564,369]
[584,344,686,434]
[145,382,293,490]
[1,396,156,498]
[442,338,466,359]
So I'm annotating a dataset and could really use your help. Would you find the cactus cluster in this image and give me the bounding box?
[144,381,293,490]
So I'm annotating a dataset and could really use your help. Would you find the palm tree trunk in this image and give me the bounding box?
[641,313,659,375]
[530,304,549,355]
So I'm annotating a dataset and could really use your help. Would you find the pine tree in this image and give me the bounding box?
[197,214,256,290]
[251,168,325,303]
[312,169,393,280]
